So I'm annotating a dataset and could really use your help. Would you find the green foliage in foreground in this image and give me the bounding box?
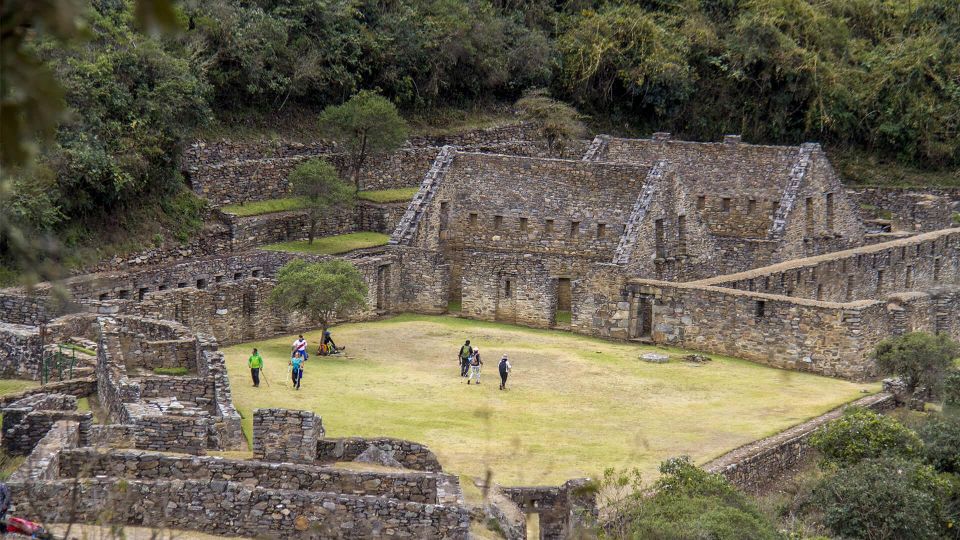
[810,408,923,467]
[153,367,190,376]
[601,457,780,540]
[357,188,419,204]
[919,415,960,475]
[875,332,960,394]
[269,259,367,331]
[262,232,389,256]
[815,457,949,540]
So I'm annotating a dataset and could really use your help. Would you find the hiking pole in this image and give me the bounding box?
[260,365,270,387]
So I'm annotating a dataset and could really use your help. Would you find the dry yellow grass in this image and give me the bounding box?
[224,314,877,485]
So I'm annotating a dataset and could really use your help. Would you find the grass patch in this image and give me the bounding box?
[858,203,894,221]
[448,300,462,313]
[262,232,389,255]
[60,343,96,356]
[223,314,876,485]
[153,367,190,376]
[555,310,572,325]
[221,197,310,217]
[0,379,38,397]
[357,188,419,204]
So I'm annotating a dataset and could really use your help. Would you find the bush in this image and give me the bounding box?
[918,414,960,475]
[815,457,948,540]
[809,408,922,467]
[874,332,960,395]
[603,457,780,540]
[944,370,960,409]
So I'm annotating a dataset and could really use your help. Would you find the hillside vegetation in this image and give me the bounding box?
[3,0,959,280]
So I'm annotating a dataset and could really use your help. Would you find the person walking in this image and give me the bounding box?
[248,348,264,387]
[289,354,304,390]
[292,335,308,360]
[498,354,512,390]
[458,340,473,377]
[467,348,483,385]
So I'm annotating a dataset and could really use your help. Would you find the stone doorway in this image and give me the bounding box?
[630,294,654,340]
[554,277,571,326]
[495,274,517,323]
[376,265,391,312]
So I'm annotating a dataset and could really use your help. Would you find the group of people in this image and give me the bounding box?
[247,331,342,391]
[457,339,512,390]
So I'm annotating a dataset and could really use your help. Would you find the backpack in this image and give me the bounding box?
[460,345,472,358]
[291,357,303,370]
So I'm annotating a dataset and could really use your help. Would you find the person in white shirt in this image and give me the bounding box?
[292,335,308,360]
[498,354,512,390]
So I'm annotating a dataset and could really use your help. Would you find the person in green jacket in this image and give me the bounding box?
[249,348,264,387]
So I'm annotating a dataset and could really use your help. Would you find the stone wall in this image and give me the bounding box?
[696,228,960,302]
[253,409,323,464]
[0,322,43,378]
[316,437,443,472]
[1,408,91,456]
[501,479,598,540]
[10,477,470,539]
[850,187,960,233]
[222,201,406,250]
[0,377,96,408]
[60,448,442,503]
[8,420,80,482]
[703,392,896,492]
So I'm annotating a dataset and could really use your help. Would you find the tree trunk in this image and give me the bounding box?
[308,217,316,244]
[353,132,368,193]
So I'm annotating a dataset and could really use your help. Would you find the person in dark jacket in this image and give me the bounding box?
[458,340,473,377]
[498,354,512,390]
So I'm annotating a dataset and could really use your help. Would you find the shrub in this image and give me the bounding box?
[918,414,960,474]
[944,370,960,410]
[809,408,922,467]
[815,457,948,540]
[603,457,780,540]
[874,332,960,395]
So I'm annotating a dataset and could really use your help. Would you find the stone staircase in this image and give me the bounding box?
[613,160,666,265]
[582,134,610,161]
[769,143,818,238]
[389,145,456,246]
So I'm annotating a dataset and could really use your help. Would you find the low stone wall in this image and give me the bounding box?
[501,479,598,540]
[703,392,896,492]
[10,477,471,539]
[8,420,80,482]
[130,408,209,455]
[1,409,91,456]
[0,322,43,378]
[317,437,442,472]
[0,377,96,408]
[87,424,135,448]
[253,409,323,464]
[60,449,442,503]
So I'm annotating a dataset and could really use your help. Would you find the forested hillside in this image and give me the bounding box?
[3,0,959,279]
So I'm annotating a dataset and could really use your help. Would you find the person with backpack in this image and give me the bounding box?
[319,329,343,355]
[248,348,264,387]
[467,348,483,385]
[498,354,512,390]
[289,354,304,390]
[458,340,473,377]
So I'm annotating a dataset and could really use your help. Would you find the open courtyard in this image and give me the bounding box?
[223,314,878,486]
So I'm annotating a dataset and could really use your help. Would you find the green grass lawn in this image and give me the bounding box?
[221,189,415,217]
[261,232,389,255]
[223,314,877,486]
[0,379,38,397]
[357,187,419,204]
[221,197,310,217]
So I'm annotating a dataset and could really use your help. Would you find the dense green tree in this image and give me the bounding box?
[599,457,780,539]
[318,91,409,192]
[269,259,368,334]
[815,457,949,540]
[810,407,923,467]
[875,332,960,395]
[919,414,960,475]
[288,159,355,244]
[515,89,586,157]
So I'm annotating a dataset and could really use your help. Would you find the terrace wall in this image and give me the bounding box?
[850,187,960,232]
[317,437,442,472]
[60,449,441,503]
[10,478,470,539]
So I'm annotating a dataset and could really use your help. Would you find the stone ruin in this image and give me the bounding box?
[0,124,958,537]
